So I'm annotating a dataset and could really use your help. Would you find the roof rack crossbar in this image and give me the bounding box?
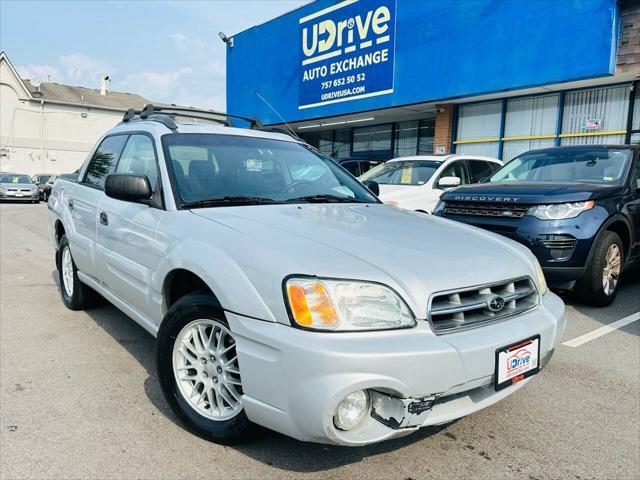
[122,110,178,130]
[141,104,262,128]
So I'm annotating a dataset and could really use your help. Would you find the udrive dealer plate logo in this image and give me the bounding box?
[298,0,397,110]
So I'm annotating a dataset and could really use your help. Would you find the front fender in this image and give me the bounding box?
[152,238,277,323]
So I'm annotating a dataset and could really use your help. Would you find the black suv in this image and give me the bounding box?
[434,145,640,306]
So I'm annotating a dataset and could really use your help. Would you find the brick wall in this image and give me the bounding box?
[617,0,640,74]
[433,104,454,155]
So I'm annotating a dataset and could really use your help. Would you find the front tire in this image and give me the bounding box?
[578,231,624,307]
[57,234,97,310]
[156,293,253,444]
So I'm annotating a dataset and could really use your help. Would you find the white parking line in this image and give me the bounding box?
[562,312,640,348]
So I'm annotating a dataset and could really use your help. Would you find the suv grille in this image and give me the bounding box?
[428,277,538,334]
[443,201,530,219]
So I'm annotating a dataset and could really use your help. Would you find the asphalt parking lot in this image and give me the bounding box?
[0,203,638,480]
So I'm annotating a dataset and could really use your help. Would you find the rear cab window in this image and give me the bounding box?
[116,135,159,190]
[82,135,128,189]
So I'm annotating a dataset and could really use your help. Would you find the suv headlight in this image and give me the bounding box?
[528,201,594,220]
[533,257,548,296]
[285,277,415,331]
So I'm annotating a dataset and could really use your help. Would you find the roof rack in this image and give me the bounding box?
[121,104,263,129]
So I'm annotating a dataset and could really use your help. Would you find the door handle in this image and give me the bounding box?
[68,199,74,210]
[99,211,109,226]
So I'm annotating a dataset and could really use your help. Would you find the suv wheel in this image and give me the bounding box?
[57,234,98,310]
[156,293,253,444]
[578,231,623,307]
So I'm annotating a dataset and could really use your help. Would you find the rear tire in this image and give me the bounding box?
[156,292,253,444]
[577,231,623,307]
[57,234,98,310]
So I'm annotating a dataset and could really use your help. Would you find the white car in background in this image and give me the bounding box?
[360,155,502,213]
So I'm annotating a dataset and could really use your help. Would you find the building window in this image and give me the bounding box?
[353,124,393,153]
[454,101,501,158]
[417,118,435,155]
[302,131,334,155]
[630,86,640,145]
[502,94,559,162]
[333,129,351,158]
[393,120,419,157]
[560,85,630,145]
[318,131,334,155]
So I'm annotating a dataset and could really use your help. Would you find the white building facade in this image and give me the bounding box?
[0,52,150,176]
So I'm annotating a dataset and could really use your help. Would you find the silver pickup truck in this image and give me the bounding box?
[48,106,565,446]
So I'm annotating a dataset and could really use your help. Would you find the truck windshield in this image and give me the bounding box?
[162,134,379,207]
[360,160,441,185]
[490,148,632,185]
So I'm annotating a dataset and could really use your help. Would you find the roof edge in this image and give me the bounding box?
[0,51,34,99]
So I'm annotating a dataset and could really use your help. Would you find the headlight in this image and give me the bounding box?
[433,199,445,214]
[528,201,594,220]
[533,257,548,296]
[285,277,415,331]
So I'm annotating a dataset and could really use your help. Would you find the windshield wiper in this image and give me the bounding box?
[181,196,282,208]
[285,194,368,204]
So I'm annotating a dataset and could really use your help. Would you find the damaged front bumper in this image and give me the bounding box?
[368,347,555,432]
[227,291,565,446]
[370,391,440,429]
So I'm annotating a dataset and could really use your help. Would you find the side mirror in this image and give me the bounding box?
[362,180,380,196]
[105,174,152,202]
[437,176,461,188]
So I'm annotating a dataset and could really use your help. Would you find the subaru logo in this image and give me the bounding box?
[487,295,506,312]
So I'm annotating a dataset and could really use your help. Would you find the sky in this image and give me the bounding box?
[0,0,308,110]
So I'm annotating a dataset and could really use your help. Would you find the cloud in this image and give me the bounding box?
[59,52,112,85]
[15,44,225,110]
[16,64,61,82]
[119,67,193,100]
[16,53,112,87]
[170,32,189,51]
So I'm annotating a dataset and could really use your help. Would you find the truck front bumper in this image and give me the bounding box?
[227,292,565,446]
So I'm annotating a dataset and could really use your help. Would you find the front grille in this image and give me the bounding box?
[428,277,538,334]
[443,201,530,219]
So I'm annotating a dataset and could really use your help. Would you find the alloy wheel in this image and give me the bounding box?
[61,246,74,297]
[172,319,243,421]
[602,243,621,296]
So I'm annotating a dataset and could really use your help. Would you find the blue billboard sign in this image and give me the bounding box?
[298,0,396,110]
[227,0,619,125]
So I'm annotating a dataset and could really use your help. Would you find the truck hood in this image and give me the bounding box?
[441,182,624,204]
[192,204,537,321]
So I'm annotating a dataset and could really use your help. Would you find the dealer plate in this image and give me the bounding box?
[494,335,540,391]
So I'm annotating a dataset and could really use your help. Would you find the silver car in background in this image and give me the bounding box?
[0,173,40,203]
[48,106,566,446]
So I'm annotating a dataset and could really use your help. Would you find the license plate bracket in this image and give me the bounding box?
[494,335,540,391]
